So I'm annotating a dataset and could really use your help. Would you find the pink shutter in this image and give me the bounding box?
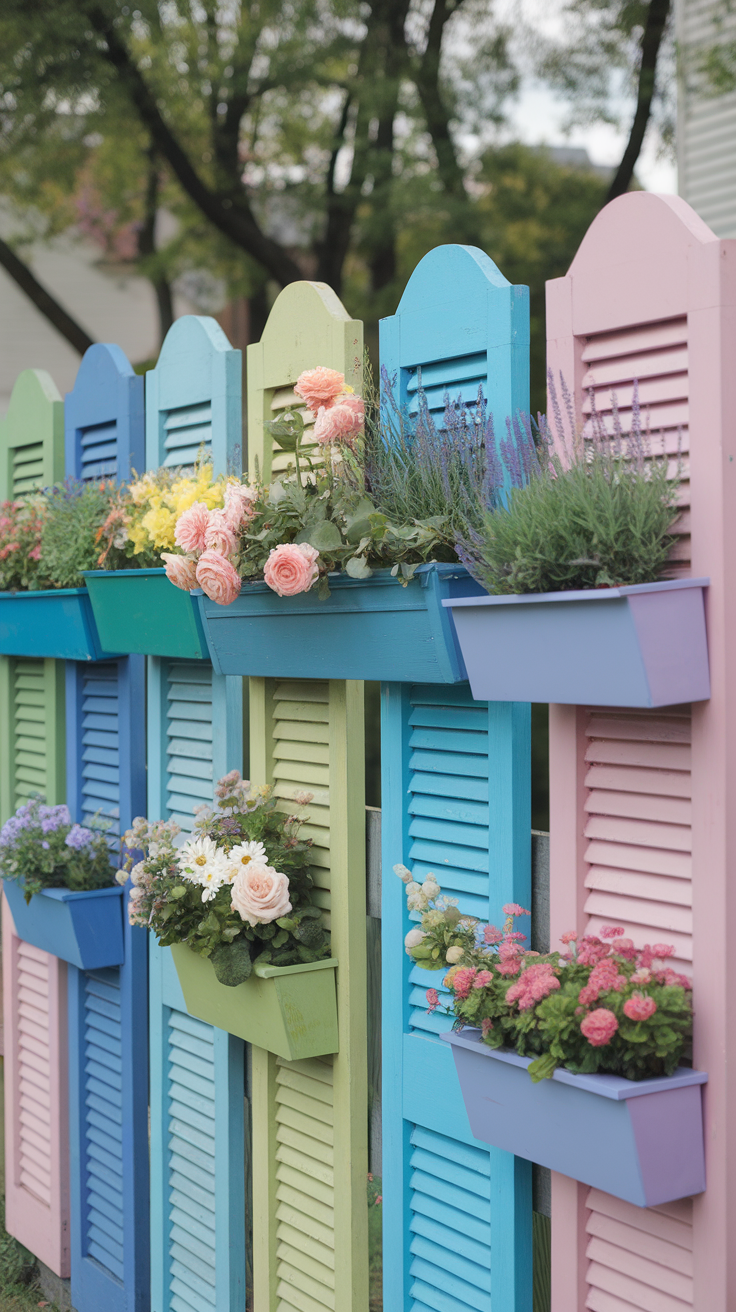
[3,894,70,1276]
[545,193,736,1311]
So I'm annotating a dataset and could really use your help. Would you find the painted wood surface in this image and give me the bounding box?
[0,657,66,823]
[66,653,148,1312]
[0,367,64,500]
[65,344,144,483]
[246,281,362,481]
[2,894,70,1276]
[545,192,736,1310]
[145,316,242,474]
[249,676,368,1312]
[379,243,533,1312]
[147,655,246,1311]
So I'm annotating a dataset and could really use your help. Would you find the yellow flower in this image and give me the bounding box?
[128,523,149,554]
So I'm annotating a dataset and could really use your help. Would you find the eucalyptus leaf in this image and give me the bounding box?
[345,554,373,580]
[211,939,253,987]
[307,519,343,552]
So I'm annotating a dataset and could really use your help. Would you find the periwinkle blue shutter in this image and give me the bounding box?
[145,317,242,473]
[65,343,144,483]
[379,247,533,1312]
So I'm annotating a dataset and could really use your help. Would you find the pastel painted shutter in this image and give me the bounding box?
[145,317,242,473]
[65,344,144,483]
[0,367,65,500]
[379,245,533,1312]
[2,894,70,1275]
[249,677,368,1312]
[541,195,728,1311]
[0,657,66,823]
[65,653,148,1312]
[147,656,245,1311]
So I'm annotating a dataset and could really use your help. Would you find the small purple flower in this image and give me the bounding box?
[41,841,49,850]
[65,824,95,850]
[41,804,71,833]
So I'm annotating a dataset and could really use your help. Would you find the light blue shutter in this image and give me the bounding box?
[66,655,149,1312]
[148,656,245,1311]
[379,246,532,1312]
[145,317,242,474]
[65,343,144,483]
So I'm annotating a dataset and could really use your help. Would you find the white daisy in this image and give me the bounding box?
[225,840,267,882]
[177,835,228,894]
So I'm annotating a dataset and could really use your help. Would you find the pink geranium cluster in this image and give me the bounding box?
[506,961,560,1011]
[165,482,257,607]
[294,366,365,449]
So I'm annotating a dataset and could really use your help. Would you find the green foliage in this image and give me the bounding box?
[0,1198,37,1300]
[0,496,48,591]
[124,774,330,983]
[0,796,114,899]
[39,480,131,588]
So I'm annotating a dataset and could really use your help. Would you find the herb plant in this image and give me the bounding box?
[40,479,132,587]
[458,375,680,594]
[399,867,693,1082]
[0,796,114,899]
[122,771,329,986]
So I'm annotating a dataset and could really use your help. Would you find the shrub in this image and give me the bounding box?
[40,479,130,587]
[0,796,114,899]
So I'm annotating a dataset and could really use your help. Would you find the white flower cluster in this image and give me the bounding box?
[177,835,267,903]
[393,863,440,912]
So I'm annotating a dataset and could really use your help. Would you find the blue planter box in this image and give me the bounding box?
[0,588,118,661]
[196,564,486,682]
[444,1029,707,1207]
[3,878,125,969]
[83,567,209,659]
[444,578,710,707]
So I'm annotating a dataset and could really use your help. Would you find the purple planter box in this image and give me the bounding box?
[443,1029,707,1207]
[443,578,710,707]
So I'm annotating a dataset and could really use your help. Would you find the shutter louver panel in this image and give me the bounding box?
[409,1127,491,1312]
[163,402,213,468]
[269,387,320,480]
[272,680,331,922]
[167,1009,218,1312]
[80,420,118,481]
[1,656,65,825]
[81,968,124,1280]
[585,1189,694,1311]
[166,661,214,830]
[583,709,693,970]
[80,663,120,834]
[0,368,64,502]
[13,440,45,495]
[3,897,70,1277]
[406,350,488,420]
[274,1055,335,1312]
[14,659,50,804]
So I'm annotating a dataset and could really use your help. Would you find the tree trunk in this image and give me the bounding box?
[606,0,672,204]
[0,234,95,355]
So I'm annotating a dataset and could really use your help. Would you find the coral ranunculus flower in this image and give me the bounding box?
[263,542,320,597]
[313,399,364,446]
[195,549,242,606]
[293,366,345,414]
[161,552,198,591]
[175,500,211,554]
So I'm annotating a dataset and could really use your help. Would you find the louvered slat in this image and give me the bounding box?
[585,1188,694,1311]
[163,402,213,467]
[409,1127,491,1312]
[269,385,321,480]
[405,350,488,420]
[79,420,118,481]
[82,969,124,1279]
[272,680,331,919]
[167,1010,218,1310]
[13,658,48,803]
[166,661,214,829]
[13,440,45,495]
[81,663,120,835]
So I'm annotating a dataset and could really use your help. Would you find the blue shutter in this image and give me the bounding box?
[379,245,532,1312]
[65,344,144,483]
[145,317,242,475]
[67,655,148,1312]
[147,655,245,1311]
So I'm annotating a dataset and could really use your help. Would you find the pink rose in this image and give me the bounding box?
[223,482,257,531]
[623,993,657,1022]
[580,1007,619,1047]
[263,542,320,597]
[294,366,345,414]
[161,552,198,591]
[230,863,292,925]
[204,509,238,557]
[175,501,211,554]
[313,399,364,446]
[196,549,242,606]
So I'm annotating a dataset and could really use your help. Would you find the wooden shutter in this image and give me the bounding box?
[64,343,144,483]
[0,656,66,823]
[584,1188,694,1311]
[145,317,242,474]
[246,281,362,482]
[381,684,532,1312]
[0,367,64,500]
[249,677,368,1312]
[65,654,149,1312]
[2,895,70,1276]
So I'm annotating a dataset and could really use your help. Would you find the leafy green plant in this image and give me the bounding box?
[122,771,329,986]
[0,496,49,591]
[399,869,693,1083]
[458,375,680,595]
[40,479,131,587]
[0,796,114,899]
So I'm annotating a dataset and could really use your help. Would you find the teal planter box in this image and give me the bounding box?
[196,563,485,682]
[83,568,208,659]
[0,587,117,660]
[3,878,125,969]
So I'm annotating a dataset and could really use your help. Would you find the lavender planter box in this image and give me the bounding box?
[443,578,710,707]
[443,1029,707,1206]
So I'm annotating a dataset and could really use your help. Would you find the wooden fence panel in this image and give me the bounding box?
[64,343,144,483]
[145,317,242,474]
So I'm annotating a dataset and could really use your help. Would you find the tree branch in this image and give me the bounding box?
[0,234,95,355]
[82,2,303,286]
[411,0,467,201]
[137,146,174,348]
[606,0,671,203]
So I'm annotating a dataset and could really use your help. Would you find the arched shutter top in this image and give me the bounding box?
[65,343,144,484]
[0,369,64,501]
[379,243,529,436]
[247,281,362,479]
[145,315,242,476]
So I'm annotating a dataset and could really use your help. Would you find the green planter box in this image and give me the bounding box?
[170,942,339,1060]
[83,568,208,659]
